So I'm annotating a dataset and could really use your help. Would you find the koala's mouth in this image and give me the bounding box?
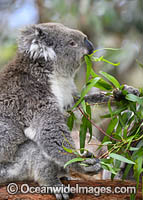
[81,52,89,62]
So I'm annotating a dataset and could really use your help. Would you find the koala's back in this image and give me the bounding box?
[0,54,54,126]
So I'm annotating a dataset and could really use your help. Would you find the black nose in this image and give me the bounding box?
[84,39,94,54]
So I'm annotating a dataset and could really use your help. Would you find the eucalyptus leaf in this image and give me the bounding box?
[100,162,117,175]
[129,147,139,151]
[67,112,76,131]
[126,94,143,104]
[99,71,120,89]
[109,153,135,164]
[80,115,88,154]
[72,77,100,109]
[62,142,75,154]
[64,157,85,168]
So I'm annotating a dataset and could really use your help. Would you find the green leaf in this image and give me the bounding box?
[126,94,143,104]
[62,143,74,154]
[99,71,120,89]
[90,68,99,78]
[64,157,85,168]
[122,164,132,180]
[72,77,101,109]
[90,48,121,57]
[132,147,143,160]
[91,54,120,66]
[80,115,88,154]
[102,141,112,145]
[81,77,101,98]
[108,100,113,119]
[107,117,118,134]
[67,112,76,131]
[87,77,113,91]
[102,57,120,66]
[109,153,135,164]
[129,147,139,151]
[136,59,143,68]
[100,162,117,175]
[120,111,134,127]
[101,106,127,118]
[94,79,112,91]
[81,100,87,113]
[86,105,92,143]
[134,156,143,189]
[111,160,121,180]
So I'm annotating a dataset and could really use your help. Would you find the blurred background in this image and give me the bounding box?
[0,0,143,89]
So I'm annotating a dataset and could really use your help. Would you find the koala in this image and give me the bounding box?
[0,23,102,200]
[0,23,139,199]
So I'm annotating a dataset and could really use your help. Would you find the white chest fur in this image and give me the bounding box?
[24,127,36,140]
[50,76,77,111]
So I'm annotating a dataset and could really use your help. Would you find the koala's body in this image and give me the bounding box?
[0,23,102,200]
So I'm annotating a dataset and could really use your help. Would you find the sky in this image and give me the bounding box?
[8,0,38,28]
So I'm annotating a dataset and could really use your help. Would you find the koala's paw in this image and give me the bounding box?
[123,84,140,96]
[81,158,102,175]
[113,85,140,101]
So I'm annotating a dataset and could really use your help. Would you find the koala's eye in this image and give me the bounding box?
[69,40,78,47]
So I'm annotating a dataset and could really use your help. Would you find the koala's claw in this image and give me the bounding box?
[82,158,102,174]
[55,193,69,200]
[84,151,94,158]
[54,183,73,200]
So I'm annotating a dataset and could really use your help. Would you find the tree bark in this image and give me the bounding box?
[0,179,141,200]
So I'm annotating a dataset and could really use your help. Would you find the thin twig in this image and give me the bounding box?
[99,151,109,159]
[78,106,121,142]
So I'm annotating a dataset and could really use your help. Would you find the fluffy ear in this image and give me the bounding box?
[18,25,37,53]
[17,25,57,61]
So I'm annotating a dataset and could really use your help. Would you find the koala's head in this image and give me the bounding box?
[18,23,94,77]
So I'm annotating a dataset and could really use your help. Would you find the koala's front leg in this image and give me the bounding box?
[74,85,139,105]
[74,92,110,105]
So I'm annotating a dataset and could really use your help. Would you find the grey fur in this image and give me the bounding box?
[0,23,101,200]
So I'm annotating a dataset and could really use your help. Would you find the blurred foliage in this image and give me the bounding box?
[0,0,143,88]
[0,44,17,65]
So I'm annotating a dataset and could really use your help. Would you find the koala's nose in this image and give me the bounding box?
[84,38,94,55]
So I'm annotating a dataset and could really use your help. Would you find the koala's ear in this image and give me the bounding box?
[17,25,39,54]
[34,27,44,37]
[17,25,57,61]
